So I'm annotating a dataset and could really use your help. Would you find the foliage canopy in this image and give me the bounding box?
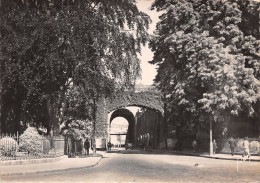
[150,0,260,135]
[0,0,151,134]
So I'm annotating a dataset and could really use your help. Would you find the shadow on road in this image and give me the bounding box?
[107,148,194,157]
[75,154,103,158]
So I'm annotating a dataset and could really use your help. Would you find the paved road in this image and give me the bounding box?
[2,150,260,182]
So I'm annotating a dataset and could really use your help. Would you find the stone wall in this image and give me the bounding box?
[135,109,164,149]
[107,91,164,114]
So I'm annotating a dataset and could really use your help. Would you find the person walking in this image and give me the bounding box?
[229,137,236,156]
[107,141,112,152]
[192,139,198,153]
[84,138,90,155]
[176,140,182,151]
[242,137,250,158]
[148,140,152,152]
[213,139,218,155]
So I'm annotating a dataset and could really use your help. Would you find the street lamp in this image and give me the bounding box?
[209,116,213,156]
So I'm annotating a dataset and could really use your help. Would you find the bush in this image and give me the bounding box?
[0,137,18,156]
[19,127,43,154]
[236,140,244,149]
[221,139,260,154]
[249,141,260,154]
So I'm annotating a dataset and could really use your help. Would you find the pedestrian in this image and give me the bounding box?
[176,140,182,151]
[148,140,152,152]
[79,138,84,155]
[242,137,250,158]
[142,142,145,150]
[213,139,218,155]
[107,141,112,152]
[192,139,198,153]
[229,137,236,156]
[84,138,90,155]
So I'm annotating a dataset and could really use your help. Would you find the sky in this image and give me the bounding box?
[110,117,128,134]
[135,0,160,86]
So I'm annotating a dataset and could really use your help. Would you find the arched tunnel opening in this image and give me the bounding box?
[109,108,136,146]
[110,117,128,147]
[108,106,164,150]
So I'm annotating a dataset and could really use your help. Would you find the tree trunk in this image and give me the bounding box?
[258,101,260,136]
[92,97,97,155]
[46,97,60,136]
[57,85,69,127]
[0,55,3,136]
[45,83,69,136]
[0,78,2,137]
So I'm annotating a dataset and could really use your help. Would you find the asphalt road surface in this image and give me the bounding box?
[2,149,260,183]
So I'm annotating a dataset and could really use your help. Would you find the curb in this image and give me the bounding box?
[0,156,65,166]
[1,152,106,177]
[171,152,260,162]
[199,155,260,162]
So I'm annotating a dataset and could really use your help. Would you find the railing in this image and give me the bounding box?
[0,134,65,161]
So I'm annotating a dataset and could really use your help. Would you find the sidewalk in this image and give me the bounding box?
[170,150,260,161]
[0,151,106,176]
[124,147,260,162]
[149,149,260,161]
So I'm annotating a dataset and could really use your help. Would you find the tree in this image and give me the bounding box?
[0,0,151,135]
[150,0,260,148]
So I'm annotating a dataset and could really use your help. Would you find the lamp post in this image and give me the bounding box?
[163,93,168,149]
[209,116,213,156]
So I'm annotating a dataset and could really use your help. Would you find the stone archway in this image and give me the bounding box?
[107,91,164,114]
[94,90,164,149]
